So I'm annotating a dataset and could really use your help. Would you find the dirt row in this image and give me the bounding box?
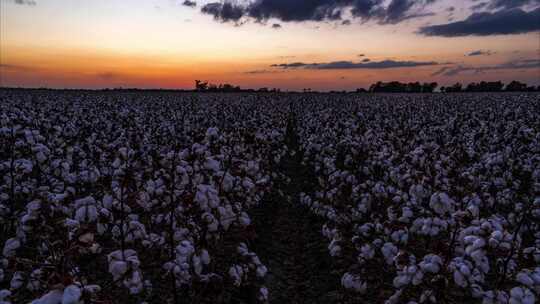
[250,114,343,304]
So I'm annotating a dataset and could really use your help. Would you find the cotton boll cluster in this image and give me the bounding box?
[0,91,291,303]
[1,90,538,303]
[293,93,540,303]
[107,249,144,294]
[341,272,367,293]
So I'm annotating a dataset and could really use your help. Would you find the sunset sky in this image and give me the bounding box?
[1,0,539,91]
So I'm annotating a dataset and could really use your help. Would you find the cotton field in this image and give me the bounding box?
[0,90,539,304]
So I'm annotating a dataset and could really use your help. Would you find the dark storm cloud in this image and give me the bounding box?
[487,0,540,10]
[431,59,540,76]
[14,0,36,5]
[270,59,440,70]
[419,7,540,36]
[201,2,245,22]
[467,50,494,56]
[200,0,439,25]
[182,0,197,8]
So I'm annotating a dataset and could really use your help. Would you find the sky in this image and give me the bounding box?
[0,0,539,91]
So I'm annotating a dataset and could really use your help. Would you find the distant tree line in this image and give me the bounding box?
[353,80,539,93]
[365,81,439,93]
[441,81,539,93]
[194,80,281,93]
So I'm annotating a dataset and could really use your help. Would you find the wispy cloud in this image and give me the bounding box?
[96,72,119,80]
[244,69,283,74]
[0,64,35,71]
[467,50,494,56]
[431,59,540,76]
[270,59,442,70]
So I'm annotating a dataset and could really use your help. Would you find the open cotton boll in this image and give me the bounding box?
[0,289,11,302]
[200,249,210,265]
[205,127,219,140]
[328,238,341,257]
[61,285,81,304]
[229,265,243,287]
[359,244,375,260]
[237,243,250,256]
[238,212,251,227]
[192,255,203,276]
[204,157,220,172]
[341,273,367,293]
[382,242,398,265]
[218,205,235,230]
[202,212,219,232]
[2,238,20,257]
[419,254,442,274]
[10,272,24,290]
[256,264,268,278]
[509,287,535,304]
[429,192,455,215]
[257,286,269,302]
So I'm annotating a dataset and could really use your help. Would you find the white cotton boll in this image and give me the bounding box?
[202,212,219,232]
[204,157,220,172]
[206,127,219,139]
[429,192,454,215]
[242,178,255,191]
[10,272,24,290]
[360,244,375,260]
[239,212,251,227]
[176,241,195,259]
[399,207,413,223]
[83,285,101,294]
[419,254,442,274]
[0,289,11,301]
[222,173,234,192]
[2,238,20,257]
[61,285,81,304]
[192,255,202,276]
[218,205,235,230]
[125,270,144,294]
[237,243,249,256]
[509,287,535,304]
[386,289,403,304]
[109,261,128,281]
[516,272,534,287]
[454,267,468,287]
[256,265,268,278]
[470,284,484,298]
[229,265,243,287]
[391,230,408,244]
[257,286,269,302]
[201,250,210,265]
[382,242,398,265]
[30,290,63,304]
[75,205,98,223]
[328,239,341,257]
[341,273,367,293]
